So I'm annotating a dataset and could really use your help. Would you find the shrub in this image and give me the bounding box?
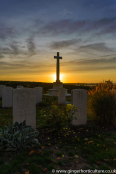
[38,95,57,107]
[88,82,116,125]
[40,104,78,136]
[0,120,40,151]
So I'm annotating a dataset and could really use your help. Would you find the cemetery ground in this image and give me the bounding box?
[0,95,116,174]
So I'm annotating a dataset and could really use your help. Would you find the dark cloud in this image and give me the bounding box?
[84,18,116,32]
[0,43,21,56]
[63,56,116,65]
[79,43,114,53]
[0,54,4,59]
[0,37,37,58]
[50,39,81,49]
[9,43,19,55]
[0,59,48,73]
[0,23,17,40]
[70,65,116,72]
[34,17,116,37]
[37,20,87,35]
[26,36,36,55]
[78,56,116,65]
[60,56,116,72]
[0,47,11,54]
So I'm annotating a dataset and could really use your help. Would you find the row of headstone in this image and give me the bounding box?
[1,85,42,108]
[1,85,65,107]
[12,88,87,130]
[0,85,23,99]
[0,84,87,129]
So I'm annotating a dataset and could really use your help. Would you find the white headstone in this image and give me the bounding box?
[2,87,13,107]
[17,86,23,88]
[35,87,42,105]
[71,89,87,125]
[58,88,66,104]
[0,85,6,98]
[13,88,36,130]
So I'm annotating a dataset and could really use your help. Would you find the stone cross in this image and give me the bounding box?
[54,52,62,82]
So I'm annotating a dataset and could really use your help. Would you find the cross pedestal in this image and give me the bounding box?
[53,81,63,89]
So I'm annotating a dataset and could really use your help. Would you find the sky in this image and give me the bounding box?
[0,0,116,83]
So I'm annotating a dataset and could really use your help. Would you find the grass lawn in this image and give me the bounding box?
[0,95,116,174]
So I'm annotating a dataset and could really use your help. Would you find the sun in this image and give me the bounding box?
[52,73,64,82]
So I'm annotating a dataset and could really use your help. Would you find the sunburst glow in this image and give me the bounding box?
[51,73,65,82]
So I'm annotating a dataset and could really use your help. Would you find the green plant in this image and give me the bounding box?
[38,96,57,107]
[40,104,78,136]
[88,82,116,125]
[0,120,40,151]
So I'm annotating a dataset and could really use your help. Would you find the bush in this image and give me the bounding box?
[40,104,78,136]
[88,82,116,125]
[0,120,40,151]
[38,95,57,107]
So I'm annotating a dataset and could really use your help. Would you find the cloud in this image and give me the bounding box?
[78,56,116,65]
[0,22,17,40]
[79,43,114,53]
[84,18,116,31]
[0,59,49,74]
[60,56,116,71]
[64,56,116,65]
[0,42,22,57]
[9,43,19,55]
[0,54,4,59]
[26,36,36,55]
[0,36,37,59]
[0,47,13,55]
[34,17,116,37]
[70,65,116,72]
[50,39,81,49]
[37,19,87,36]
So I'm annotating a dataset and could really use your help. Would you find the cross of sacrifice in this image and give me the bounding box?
[54,52,62,82]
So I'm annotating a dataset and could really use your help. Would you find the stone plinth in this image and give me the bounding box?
[48,81,68,96]
[2,87,13,107]
[53,81,63,89]
[71,89,87,126]
[13,88,36,130]
[48,89,58,96]
[48,89,68,96]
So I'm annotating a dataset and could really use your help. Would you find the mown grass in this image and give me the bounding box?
[0,95,116,174]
